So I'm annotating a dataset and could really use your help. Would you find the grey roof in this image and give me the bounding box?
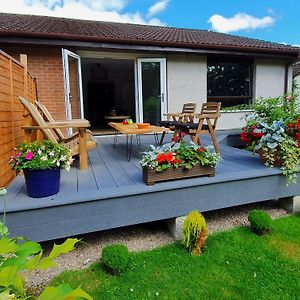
[0,12,299,56]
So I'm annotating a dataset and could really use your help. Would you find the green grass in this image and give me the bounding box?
[51,214,300,300]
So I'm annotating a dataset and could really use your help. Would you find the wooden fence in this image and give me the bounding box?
[0,50,36,187]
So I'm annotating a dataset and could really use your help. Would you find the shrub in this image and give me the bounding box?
[182,211,208,255]
[248,209,272,235]
[101,244,129,275]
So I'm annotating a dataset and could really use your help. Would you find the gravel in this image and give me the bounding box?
[25,200,289,291]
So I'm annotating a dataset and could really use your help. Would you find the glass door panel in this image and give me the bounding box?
[62,49,84,121]
[137,58,166,125]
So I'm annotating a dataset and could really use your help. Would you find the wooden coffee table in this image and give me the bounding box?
[108,122,170,161]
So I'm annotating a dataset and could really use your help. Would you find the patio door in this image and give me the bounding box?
[62,49,84,126]
[137,58,167,125]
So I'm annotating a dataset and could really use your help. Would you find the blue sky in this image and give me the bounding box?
[1,0,299,46]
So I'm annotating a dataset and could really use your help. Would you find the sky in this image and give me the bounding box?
[0,0,299,46]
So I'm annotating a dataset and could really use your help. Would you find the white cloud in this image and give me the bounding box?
[0,0,166,25]
[148,0,169,17]
[208,12,275,33]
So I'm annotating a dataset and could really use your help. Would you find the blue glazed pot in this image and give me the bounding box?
[23,168,61,198]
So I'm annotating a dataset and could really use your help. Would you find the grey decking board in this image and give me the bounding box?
[5,173,300,242]
[98,139,137,187]
[77,155,99,193]
[88,146,117,190]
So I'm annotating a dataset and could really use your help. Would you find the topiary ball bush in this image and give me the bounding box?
[248,209,272,235]
[101,244,129,275]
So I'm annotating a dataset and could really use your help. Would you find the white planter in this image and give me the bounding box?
[217,110,253,130]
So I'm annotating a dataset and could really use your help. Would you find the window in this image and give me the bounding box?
[207,61,252,107]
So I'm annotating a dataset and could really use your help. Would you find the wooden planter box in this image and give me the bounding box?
[143,165,216,185]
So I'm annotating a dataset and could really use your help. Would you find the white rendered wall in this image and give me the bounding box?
[296,75,300,103]
[254,59,288,99]
[167,54,206,113]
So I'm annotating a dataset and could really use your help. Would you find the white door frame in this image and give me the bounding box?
[136,58,167,123]
[62,49,84,121]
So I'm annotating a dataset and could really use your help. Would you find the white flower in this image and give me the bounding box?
[41,156,47,161]
[60,155,66,161]
[56,161,60,167]
[49,151,55,157]
[37,149,42,155]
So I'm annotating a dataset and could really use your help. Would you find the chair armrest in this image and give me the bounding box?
[22,120,90,130]
[197,113,221,119]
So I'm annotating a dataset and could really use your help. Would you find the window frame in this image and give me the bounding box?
[207,60,253,106]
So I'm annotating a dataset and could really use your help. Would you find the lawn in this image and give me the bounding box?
[51,214,300,300]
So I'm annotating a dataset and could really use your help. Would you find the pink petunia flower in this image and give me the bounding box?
[25,151,34,160]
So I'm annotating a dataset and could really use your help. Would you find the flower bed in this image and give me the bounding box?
[140,142,221,185]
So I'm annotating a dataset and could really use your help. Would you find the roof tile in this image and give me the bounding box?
[0,13,299,56]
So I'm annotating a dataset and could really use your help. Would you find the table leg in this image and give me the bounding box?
[154,132,159,146]
[113,131,118,148]
[127,135,133,161]
[136,134,141,146]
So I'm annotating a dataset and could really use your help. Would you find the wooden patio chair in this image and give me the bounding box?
[18,97,97,170]
[174,102,221,153]
[159,102,196,144]
[35,100,94,142]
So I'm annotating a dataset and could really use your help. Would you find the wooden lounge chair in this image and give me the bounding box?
[35,100,94,142]
[174,102,221,153]
[18,97,97,170]
[159,102,196,144]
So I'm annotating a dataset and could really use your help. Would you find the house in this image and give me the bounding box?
[0,12,299,132]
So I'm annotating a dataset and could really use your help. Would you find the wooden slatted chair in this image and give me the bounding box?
[159,102,196,144]
[35,100,94,142]
[174,102,221,153]
[18,97,97,170]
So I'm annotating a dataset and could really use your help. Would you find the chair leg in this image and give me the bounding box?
[160,131,166,145]
[210,130,220,153]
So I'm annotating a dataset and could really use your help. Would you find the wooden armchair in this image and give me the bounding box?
[18,97,97,170]
[159,102,196,144]
[174,102,221,153]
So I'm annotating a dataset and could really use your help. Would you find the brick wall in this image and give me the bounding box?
[2,46,67,120]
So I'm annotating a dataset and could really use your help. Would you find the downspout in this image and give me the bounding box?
[284,63,290,94]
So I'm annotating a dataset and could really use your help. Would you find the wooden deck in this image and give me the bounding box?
[3,132,300,241]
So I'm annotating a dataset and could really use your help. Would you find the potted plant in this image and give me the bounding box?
[240,93,300,183]
[140,141,221,185]
[9,140,72,198]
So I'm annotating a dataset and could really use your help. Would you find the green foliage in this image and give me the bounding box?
[101,244,129,275]
[9,140,72,173]
[182,210,208,255]
[0,223,91,299]
[52,215,300,300]
[248,210,272,235]
[241,93,300,184]
[140,141,221,172]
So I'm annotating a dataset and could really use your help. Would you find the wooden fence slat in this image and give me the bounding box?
[0,52,36,187]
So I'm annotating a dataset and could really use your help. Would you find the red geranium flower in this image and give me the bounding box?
[157,153,166,163]
[198,147,205,152]
[295,133,300,140]
[288,123,294,128]
[296,118,300,129]
[240,132,250,143]
[297,142,300,148]
[165,152,175,163]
